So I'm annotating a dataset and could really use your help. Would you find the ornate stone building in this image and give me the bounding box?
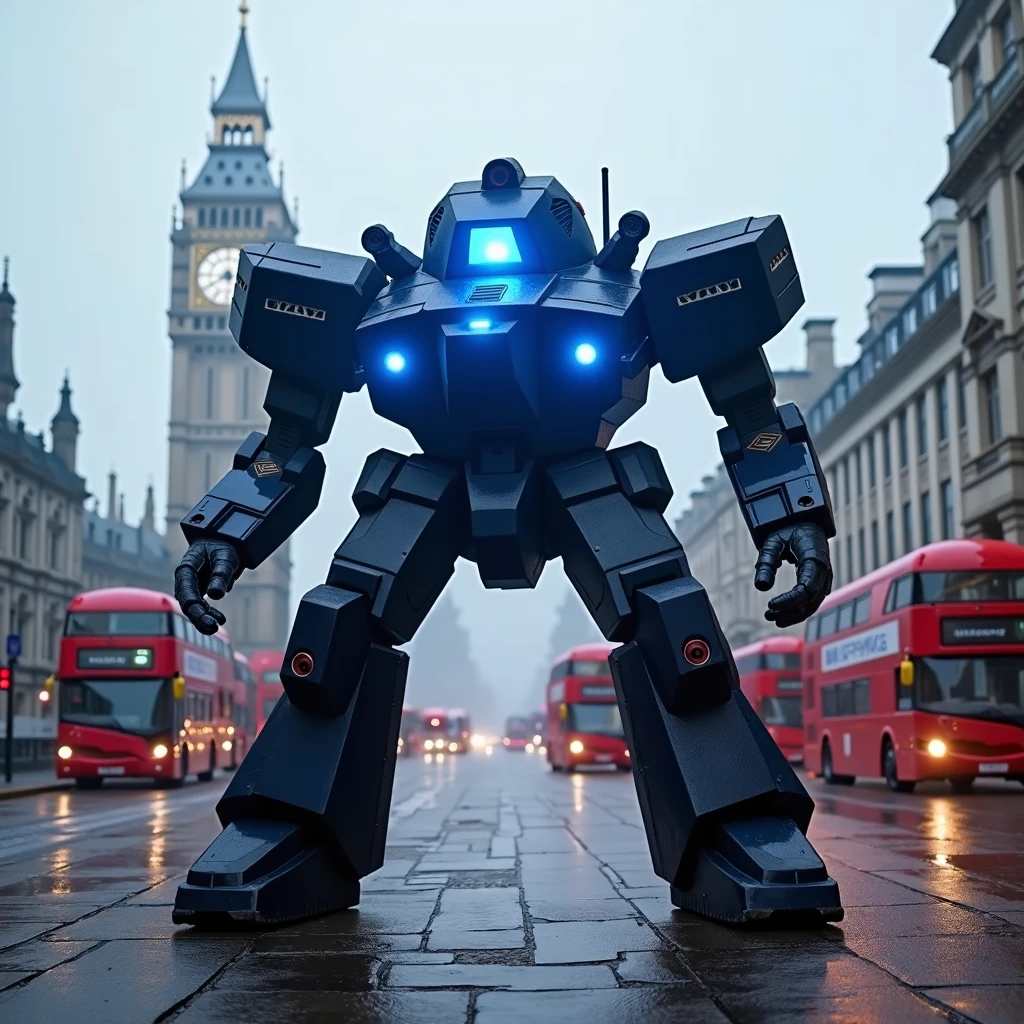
[674,321,839,648]
[165,11,295,652]
[0,261,89,766]
[932,0,1024,542]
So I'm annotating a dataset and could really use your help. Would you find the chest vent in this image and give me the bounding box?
[428,205,445,245]
[468,284,507,302]
[550,197,573,236]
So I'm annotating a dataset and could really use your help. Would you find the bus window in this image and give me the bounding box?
[919,570,1024,603]
[837,603,854,631]
[818,608,838,637]
[760,695,802,727]
[854,593,871,625]
[805,617,819,641]
[65,611,170,636]
[735,654,762,674]
[549,661,569,682]
[570,659,610,677]
[893,575,914,610]
[853,679,870,714]
[172,615,186,640]
[764,652,801,670]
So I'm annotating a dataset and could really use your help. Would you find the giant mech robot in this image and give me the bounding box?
[172,158,842,927]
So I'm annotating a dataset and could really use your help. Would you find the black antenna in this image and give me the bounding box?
[601,167,610,246]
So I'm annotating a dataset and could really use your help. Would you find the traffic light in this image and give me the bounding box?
[0,667,10,691]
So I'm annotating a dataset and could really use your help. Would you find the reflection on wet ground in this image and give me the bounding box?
[0,755,1021,1022]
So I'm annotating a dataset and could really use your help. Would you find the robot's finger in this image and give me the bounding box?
[765,583,808,619]
[174,563,204,611]
[184,599,222,636]
[754,533,786,591]
[207,549,239,600]
[207,605,227,626]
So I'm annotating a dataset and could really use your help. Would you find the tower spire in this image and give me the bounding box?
[0,257,19,419]
[239,1,249,28]
[1,257,8,293]
[51,373,79,470]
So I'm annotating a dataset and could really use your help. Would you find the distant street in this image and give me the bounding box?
[0,753,1022,1023]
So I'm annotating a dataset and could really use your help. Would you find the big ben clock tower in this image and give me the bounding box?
[166,3,295,652]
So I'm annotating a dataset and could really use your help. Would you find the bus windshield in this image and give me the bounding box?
[919,571,1024,603]
[569,703,624,737]
[764,653,801,670]
[760,696,803,727]
[570,660,610,677]
[917,656,1024,724]
[262,669,280,684]
[65,611,170,636]
[60,678,171,735]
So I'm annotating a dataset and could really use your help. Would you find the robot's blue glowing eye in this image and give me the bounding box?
[574,343,597,365]
[468,319,491,330]
[384,352,406,373]
[468,226,522,265]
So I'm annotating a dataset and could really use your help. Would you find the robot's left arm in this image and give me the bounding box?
[639,215,835,627]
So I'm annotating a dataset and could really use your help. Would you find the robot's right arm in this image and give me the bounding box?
[175,243,385,633]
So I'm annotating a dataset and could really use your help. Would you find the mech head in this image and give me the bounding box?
[420,158,598,280]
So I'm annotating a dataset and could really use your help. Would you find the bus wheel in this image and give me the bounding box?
[883,740,915,793]
[949,777,975,794]
[197,746,215,783]
[75,777,103,790]
[822,741,855,786]
[551,763,563,773]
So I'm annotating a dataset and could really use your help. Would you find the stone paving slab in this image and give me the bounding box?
[1,756,1024,1022]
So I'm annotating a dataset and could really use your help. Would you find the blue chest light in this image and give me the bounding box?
[468,226,522,265]
[468,319,491,331]
[384,352,406,373]
[574,343,597,365]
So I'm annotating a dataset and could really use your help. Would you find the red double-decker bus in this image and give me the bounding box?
[248,649,285,734]
[733,636,804,764]
[545,643,629,771]
[803,539,1024,792]
[398,707,422,756]
[231,651,256,769]
[56,587,239,788]
[420,707,450,754]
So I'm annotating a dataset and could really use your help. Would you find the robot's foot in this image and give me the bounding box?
[172,819,359,929]
[670,817,843,926]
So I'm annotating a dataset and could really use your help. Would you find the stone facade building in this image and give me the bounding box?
[932,0,1024,542]
[0,261,89,766]
[164,14,295,653]
[674,321,839,648]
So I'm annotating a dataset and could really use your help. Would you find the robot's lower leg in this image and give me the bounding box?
[546,444,842,924]
[173,451,464,927]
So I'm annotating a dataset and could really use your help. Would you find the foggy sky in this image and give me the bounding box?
[0,1,954,703]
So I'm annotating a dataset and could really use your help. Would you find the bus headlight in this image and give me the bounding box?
[927,738,947,758]
[448,742,458,752]
[526,742,535,753]
[57,745,73,760]
[569,740,585,755]
[424,739,435,751]
[221,741,232,752]
[533,734,542,745]
[227,726,235,736]
[152,744,169,759]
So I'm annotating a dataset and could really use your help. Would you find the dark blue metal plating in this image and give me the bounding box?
[172,159,841,929]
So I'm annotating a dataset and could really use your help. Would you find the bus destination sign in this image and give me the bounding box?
[941,618,1024,645]
[77,648,154,670]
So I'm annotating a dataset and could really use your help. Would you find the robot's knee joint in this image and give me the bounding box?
[633,576,734,715]
[282,584,372,718]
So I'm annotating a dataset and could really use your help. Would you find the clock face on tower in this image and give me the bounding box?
[196,246,241,306]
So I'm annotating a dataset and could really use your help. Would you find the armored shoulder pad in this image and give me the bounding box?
[639,216,803,382]
[231,242,387,392]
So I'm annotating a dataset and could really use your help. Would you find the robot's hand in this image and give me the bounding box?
[753,523,832,628]
[174,538,242,635]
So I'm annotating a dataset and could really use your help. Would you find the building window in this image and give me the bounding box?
[937,378,949,441]
[204,453,212,490]
[232,207,240,227]
[916,395,927,455]
[957,368,967,429]
[871,521,880,570]
[868,440,876,489]
[206,367,215,419]
[244,207,252,227]
[846,536,853,585]
[921,491,932,545]
[922,283,938,317]
[886,325,899,357]
[255,208,263,227]
[858,528,866,576]
[965,50,983,106]
[209,206,217,226]
[221,208,229,227]
[1001,9,1015,67]
[883,426,892,478]
[983,367,1002,444]
[941,478,955,539]
[903,501,914,554]
[855,449,863,497]
[903,305,918,336]
[198,208,206,227]
[886,510,895,562]
[843,459,851,505]
[193,316,201,330]
[898,410,908,468]
[974,207,994,288]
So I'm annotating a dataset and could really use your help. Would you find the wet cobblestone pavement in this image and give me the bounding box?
[1,752,1023,1022]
